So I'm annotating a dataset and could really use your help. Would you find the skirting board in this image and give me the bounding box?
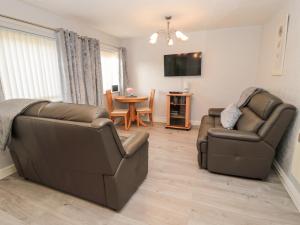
[0,164,16,180]
[153,116,201,126]
[273,160,300,212]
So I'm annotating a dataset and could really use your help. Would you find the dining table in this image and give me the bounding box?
[114,95,148,128]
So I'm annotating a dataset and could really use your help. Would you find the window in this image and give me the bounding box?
[0,27,62,101]
[100,48,120,92]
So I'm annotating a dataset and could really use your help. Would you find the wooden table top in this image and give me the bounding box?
[114,96,148,103]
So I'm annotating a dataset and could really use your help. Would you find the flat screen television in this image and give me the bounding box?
[164,52,202,76]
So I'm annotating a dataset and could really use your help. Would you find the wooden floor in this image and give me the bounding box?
[0,124,299,225]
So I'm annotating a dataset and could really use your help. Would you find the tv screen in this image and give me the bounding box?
[164,52,202,76]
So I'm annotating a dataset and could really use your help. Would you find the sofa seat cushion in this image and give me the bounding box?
[197,116,223,153]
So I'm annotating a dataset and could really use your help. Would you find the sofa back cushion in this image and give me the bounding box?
[236,91,283,134]
[236,107,265,133]
[258,104,296,148]
[247,92,282,120]
[24,102,109,123]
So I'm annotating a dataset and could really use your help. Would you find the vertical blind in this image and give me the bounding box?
[0,28,62,100]
[101,49,120,92]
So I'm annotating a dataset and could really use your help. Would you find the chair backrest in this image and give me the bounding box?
[149,89,155,112]
[236,91,296,148]
[106,90,114,113]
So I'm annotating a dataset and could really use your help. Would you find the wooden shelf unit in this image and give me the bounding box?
[165,93,192,130]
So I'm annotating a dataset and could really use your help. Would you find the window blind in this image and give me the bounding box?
[0,28,62,101]
[101,49,120,92]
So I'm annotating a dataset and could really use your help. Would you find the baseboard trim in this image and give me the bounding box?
[153,116,201,126]
[273,160,300,212]
[0,164,16,180]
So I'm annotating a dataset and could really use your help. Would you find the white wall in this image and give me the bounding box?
[0,0,121,46]
[122,26,262,123]
[256,0,300,192]
[0,0,121,172]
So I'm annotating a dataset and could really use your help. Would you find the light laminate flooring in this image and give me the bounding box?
[0,124,299,225]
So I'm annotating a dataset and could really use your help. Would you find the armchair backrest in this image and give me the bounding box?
[10,102,125,184]
[236,91,296,148]
[257,103,296,148]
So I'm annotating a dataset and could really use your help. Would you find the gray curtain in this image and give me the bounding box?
[56,29,103,105]
[0,78,5,101]
[119,47,129,95]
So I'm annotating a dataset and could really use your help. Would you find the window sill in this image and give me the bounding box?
[103,91,120,95]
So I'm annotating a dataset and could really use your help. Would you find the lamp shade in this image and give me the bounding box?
[149,32,158,44]
[176,31,188,41]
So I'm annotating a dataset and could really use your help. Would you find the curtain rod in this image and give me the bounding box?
[0,14,121,49]
[0,14,57,31]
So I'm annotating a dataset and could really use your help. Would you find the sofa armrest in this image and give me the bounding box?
[208,108,224,117]
[208,128,260,142]
[91,118,113,128]
[123,132,149,158]
[97,107,110,119]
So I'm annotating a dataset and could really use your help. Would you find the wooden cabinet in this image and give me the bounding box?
[165,93,192,130]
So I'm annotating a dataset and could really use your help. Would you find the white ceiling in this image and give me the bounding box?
[21,0,284,38]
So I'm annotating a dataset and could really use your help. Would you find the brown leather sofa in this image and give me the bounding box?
[9,102,149,211]
[197,91,296,179]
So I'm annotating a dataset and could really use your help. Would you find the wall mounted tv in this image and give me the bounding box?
[164,52,202,77]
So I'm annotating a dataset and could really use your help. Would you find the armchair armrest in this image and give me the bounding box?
[208,108,224,117]
[208,128,260,142]
[91,118,113,128]
[96,107,110,119]
[123,131,149,158]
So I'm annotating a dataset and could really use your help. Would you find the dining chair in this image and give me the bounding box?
[105,90,130,130]
[136,89,155,127]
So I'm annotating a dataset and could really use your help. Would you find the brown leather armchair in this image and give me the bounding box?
[9,102,149,210]
[197,91,296,179]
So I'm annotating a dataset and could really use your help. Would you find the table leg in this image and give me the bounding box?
[128,116,132,128]
[129,103,136,122]
[139,117,148,127]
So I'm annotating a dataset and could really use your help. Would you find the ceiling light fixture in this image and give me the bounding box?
[149,16,188,46]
